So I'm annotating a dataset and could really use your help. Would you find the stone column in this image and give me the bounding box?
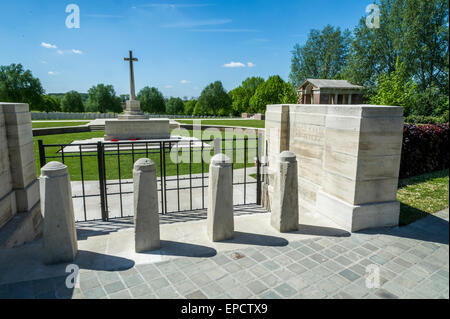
[40,162,77,264]
[133,158,160,252]
[207,154,233,242]
[271,151,299,232]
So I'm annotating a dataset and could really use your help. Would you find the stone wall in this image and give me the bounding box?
[0,103,42,249]
[264,104,404,232]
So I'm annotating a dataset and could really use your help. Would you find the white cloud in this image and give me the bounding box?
[41,42,57,49]
[165,85,174,89]
[180,80,191,84]
[247,62,256,68]
[48,71,58,76]
[223,61,246,68]
[57,50,64,55]
[72,49,83,55]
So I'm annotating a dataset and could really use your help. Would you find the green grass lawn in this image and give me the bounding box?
[32,121,90,128]
[177,119,265,129]
[34,130,258,181]
[397,169,449,225]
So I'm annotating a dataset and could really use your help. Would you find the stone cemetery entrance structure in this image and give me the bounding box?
[0,103,42,248]
[264,104,404,232]
[104,51,170,141]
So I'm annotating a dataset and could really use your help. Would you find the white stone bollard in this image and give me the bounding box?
[271,151,299,232]
[207,154,234,242]
[40,161,78,264]
[133,158,160,252]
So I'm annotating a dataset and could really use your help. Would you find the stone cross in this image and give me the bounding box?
[124,50,138,100]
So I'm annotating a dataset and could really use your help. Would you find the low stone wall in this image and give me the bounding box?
[32,125,91,137]
[31,112,240,120]
[31,112,118,120]
[178,123,264,136]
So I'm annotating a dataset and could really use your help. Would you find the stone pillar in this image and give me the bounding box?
[41,162,77,264]
[133,158,160,252]
[271,151,299,232]
[207,154,233,242]
[263,104,290,211]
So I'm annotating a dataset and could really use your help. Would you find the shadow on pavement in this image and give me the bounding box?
[358,210,449,245]
[140,240,217,258]
[223,231,289,247]
[295,224,351,237]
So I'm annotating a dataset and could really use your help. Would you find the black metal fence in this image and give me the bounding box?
[38,137,262,222]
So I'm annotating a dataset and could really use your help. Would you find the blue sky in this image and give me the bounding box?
[0,0,369,98]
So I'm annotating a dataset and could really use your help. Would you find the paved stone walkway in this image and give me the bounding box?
[0,209,448,299]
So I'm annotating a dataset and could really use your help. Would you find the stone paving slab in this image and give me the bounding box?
[0,208,448,299]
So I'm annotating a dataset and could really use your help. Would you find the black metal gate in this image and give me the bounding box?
[38,137,262,222]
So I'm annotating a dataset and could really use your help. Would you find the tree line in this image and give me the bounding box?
[289,0,449,122]
[1,0,447,120]
[0,63,296,115]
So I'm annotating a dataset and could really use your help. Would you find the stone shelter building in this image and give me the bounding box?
[297,79,365,104]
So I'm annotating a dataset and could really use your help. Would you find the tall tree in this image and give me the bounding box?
[345,0,449,116]
[86,84,122,113]
[230,76,265,115]
[197,81,232,116]
[184,99,197,115]
[0,63,44,110]
[369,58,418,115]
[61,91,85,112]
[345,0,449,92]
[39,95,61,112]
[165,97,185,114]
[289,25,352,87]
[137,86,165,114]
[249,75,296,113]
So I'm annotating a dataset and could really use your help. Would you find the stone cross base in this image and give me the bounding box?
[104,118,170,140]
[118,100,148,120]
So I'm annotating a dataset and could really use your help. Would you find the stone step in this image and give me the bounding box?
[0,202,42,249]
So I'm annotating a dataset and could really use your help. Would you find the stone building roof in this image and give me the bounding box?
[300,79,364,90]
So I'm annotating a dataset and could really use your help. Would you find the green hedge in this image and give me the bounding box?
[405,114,449,124]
